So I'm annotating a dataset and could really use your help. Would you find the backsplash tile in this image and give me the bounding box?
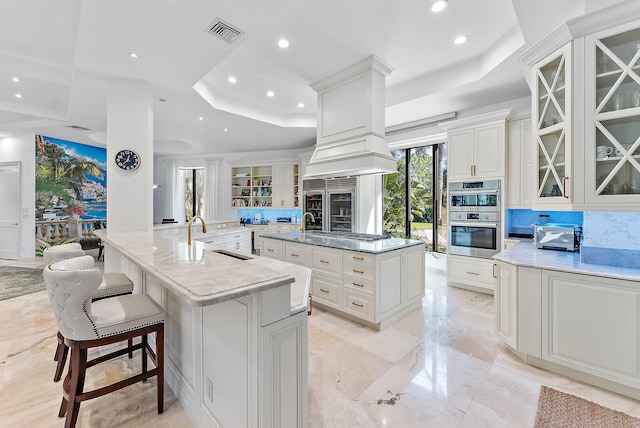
[581,246,640,269]
[582,212,640,250]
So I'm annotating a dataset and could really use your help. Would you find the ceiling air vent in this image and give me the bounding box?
[205,18,244,43]
[65,125,91,131]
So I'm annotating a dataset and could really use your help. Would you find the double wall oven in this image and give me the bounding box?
[448,180,501,259]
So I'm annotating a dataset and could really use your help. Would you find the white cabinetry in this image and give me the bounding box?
[272,164,298,208]
[440,110,512,181]
[446,254,496,294]
[520,6,640,210]
[494,261,517,349]
[507,114,534,208]
[199,229,251,254]
[261,239,425,330]
[232,163,298,208]
[542,270,640,391]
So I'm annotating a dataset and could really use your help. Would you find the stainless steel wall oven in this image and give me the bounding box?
[448,180,501,259]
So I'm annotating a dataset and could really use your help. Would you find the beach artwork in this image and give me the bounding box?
[35,135,107,221]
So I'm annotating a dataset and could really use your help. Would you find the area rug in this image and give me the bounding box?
[534,385,640,428]
[0,266,45,301]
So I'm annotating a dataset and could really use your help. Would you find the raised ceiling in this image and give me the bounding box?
[0,0,615,155]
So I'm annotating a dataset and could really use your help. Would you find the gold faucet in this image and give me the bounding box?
[300,212,315,233]
[187,215,207,246]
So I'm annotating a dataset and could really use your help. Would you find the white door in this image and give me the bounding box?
[0,162,21,260]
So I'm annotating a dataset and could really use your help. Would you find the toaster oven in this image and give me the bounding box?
[535,223,582,252]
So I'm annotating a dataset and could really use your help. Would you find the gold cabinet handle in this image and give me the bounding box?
[466,271,480,276]
[351,301,364,308]
[563,177,569,199]
[267,249,274,252]
[471,165,474,176]
[319,288,329,293]
[290,253,299,257]
[352,269,364,274]
[320,260,329,264]
[352,256,364,261]
[352,282,364,288]
[492,264,497,279]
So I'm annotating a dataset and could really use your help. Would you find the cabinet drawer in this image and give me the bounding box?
[311,274,341,309]
[344,263,375,281]
[343,251,374,265]
[343,275,374,294]
[343,289,374,322]
[262,239,283,260]
[284,243,310,266]
[447,256,495,288]
[312,248,342,275]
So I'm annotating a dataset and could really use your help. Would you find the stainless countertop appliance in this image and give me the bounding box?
[535,223,582,252]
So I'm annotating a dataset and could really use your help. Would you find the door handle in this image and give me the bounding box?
[563,177,569,199]
[492,264,497,279]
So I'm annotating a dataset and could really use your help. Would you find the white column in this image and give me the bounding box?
[106,79,153,232]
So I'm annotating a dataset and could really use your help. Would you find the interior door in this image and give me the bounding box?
[0,162,21,260]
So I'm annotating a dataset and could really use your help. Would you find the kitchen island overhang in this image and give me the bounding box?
[95,229,310,428]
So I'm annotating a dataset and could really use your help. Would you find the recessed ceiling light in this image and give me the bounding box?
[297,102,305,108]
[429,0,449,13]
[198,116,204,121]
[12,77,20,83]
[14,93,22,99]
[454,35,467,45]
[266,91,275,97]
[224,128,228,132]
[278,39,289,49]
[227,76,237,84]
[129,51,139,59]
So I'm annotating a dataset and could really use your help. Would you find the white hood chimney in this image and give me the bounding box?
[305,55,397,179]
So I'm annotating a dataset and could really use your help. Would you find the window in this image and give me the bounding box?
[383,143,448,252]
[181,167,204,222]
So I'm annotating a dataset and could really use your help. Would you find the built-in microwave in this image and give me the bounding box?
[449,180,501,212]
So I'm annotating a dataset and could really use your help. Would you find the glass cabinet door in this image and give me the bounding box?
[533,43,572,202]
[588,24,640,199]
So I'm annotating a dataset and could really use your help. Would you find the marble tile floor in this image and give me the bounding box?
[1,257,639,427]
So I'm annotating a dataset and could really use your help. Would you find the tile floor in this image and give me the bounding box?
[1,255,639,427]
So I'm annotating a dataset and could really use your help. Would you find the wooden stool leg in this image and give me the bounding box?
[157,325,164,414]
[141,334,148,378]
[128,338,133,358]
[54,343,69,382]
[54,332,64,361]
[65,342,87,428]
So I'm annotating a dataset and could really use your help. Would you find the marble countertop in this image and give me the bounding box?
[95,230,310,311]
[259,231,425,254]
[494,241,640,282]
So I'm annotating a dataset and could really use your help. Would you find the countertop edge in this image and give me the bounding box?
[260,232,425,254]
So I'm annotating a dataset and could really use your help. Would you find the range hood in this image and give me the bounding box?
[305,55,397,179]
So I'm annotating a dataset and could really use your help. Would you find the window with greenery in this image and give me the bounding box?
[383,144,447,252]
[183,167,204,222]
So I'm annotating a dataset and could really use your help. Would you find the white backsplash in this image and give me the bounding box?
[583,212,640,250]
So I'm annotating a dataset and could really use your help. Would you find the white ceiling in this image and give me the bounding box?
[0,0,620,155]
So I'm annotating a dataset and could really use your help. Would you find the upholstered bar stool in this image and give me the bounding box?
[43,243,135,381]
[43,256,165,428]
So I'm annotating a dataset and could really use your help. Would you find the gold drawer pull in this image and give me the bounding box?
[352,269,364,274]
[352,282,364,288]
[233,235,240,238]
[466,271,479,276]
[267,249,274,252]
[319,288,330,293]
[351,302,364,308]
[352,256,364,261]
[290,253,299,257]
[320,260,330,264]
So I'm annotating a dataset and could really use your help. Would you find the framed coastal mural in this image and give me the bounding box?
[35,134,107,222]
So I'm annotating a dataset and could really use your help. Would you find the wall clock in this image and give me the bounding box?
[114,149,141,171]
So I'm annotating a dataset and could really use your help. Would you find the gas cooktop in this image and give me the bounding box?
[311,231,391,241]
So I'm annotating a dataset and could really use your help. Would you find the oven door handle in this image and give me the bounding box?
[450,190,499,196]
[450,222,499,228]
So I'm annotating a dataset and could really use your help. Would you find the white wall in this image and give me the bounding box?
[0,134,36,258]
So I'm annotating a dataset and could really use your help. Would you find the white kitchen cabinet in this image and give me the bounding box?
[542,269,640,392]
[446,254,496,294]
[440,110,511,181]
[251,225,269,254]
[506,115,534,208]
[199,229,251,254]
[284,242,311,266]
[520,7,640,211]
[262,238,284,260]
[272,164,295,208]
[310,247,342,309]
[494,261,517,349]
[231,163,298,208]
[584,22,640,206]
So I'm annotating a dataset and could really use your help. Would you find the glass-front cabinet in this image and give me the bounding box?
[586,22,640,203]
[533,43,572,204]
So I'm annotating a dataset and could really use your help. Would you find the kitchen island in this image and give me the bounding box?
[494,241,640,400]
[260,231,425,330]
[95,229,310,428]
